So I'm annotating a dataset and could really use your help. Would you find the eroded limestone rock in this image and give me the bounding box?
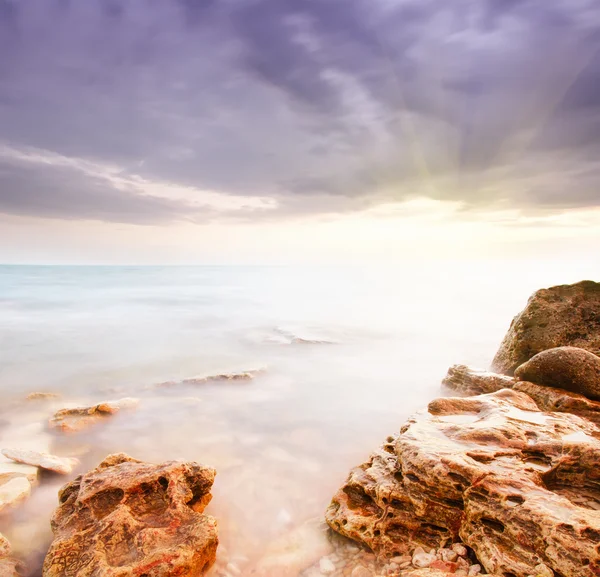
[326,389,600,577]
[48,398,139,432]
[492,280,600,375]
[1,449,78,475]
[0,534,20,577]
[43,453,218,577]
[442,365,515,395]
[515,346,600,400]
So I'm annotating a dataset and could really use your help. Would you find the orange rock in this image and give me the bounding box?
[43,453,218,577]
[48,398,139,432]
[326,389,600,577]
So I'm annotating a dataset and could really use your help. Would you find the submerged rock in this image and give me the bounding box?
[1,449,79,475]
[326,389,600,577]
[43,453,218,577]
[48,398,139,432]
[25,392,59,401]
[514,346,600,400]
[491,280,600,375]
[157,369,263,388]
[0,477,31,513]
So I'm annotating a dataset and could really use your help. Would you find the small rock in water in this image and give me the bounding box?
[451,543,468,558]
[0,477,31,512]
[319,557,335,574]
[25,392,60,401]
[350,566,372,577]
[412,547,436,568]
[1,449,79,475]
[48,397,139,432]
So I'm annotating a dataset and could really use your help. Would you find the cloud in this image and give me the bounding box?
[0,0,599,224]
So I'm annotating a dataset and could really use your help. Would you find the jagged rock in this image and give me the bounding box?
[48,398,139,432]
[326,389,600,577]
[443,364,600,427]
[42,453,218,577]
[1,449,79,475]
[514,346,600,400]
[0,477,31,513]
[492,280,600,375]
[442,365,515,395]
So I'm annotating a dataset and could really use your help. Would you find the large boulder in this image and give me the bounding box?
[43,453,218,577]
[515,346,600,400]
[492,280,600,375]
[326,389,600,577]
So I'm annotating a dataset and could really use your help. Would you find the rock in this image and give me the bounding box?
[412,548,435,568]
[443,364,600,427]
[438,548,458,562]
[25,392,59,401]
[514,346,600,400]
[326,389,600,576]
[532,564,553,577]
[0,534,19,577]
[350,566,372,577]
[48,398,139,432]
[42,452,217,577]
[157,369,264,388]
[443,365,515,395]
[0,477,31,513]
[429,559,458,572]
[0,460,38,485]
[319,556,335,574]
[450,544,467,558]
[492,280,600,375]
[251,519,333,577]
[1,449,78,475]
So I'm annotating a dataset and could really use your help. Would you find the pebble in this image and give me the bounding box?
[451,543,468,557]
[533,563,554,577]
[411,550,435,568]
[351,566,372,577]
[320,557,336,574]
[468,565,482,576]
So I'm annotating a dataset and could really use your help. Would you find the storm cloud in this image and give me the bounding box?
[0,0,599,223]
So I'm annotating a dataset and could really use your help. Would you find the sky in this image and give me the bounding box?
[1,0,600,264]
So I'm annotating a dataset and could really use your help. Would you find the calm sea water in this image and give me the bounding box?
[0,262,596,574]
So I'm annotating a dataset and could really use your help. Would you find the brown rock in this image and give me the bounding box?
[0,534,20,577]
[514,346,600,400]
[326,389,600,577]
[443,364,600,427]
[491,280,600,375]
[42,453,218,577]
[25,392,59,401]
[442,365,516,395]
[49,398,139,432]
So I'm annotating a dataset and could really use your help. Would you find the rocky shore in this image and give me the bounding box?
[0,280,599,576]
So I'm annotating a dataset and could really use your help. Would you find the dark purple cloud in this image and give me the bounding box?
[0,0,599,223]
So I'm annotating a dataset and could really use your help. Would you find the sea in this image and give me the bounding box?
[0,261,596,574]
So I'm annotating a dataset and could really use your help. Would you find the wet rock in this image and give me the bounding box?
[0,477,31,513]
[48,398,139,432]
[0,460,38,485]
[251,519,333,577]
[157,369,264,388]
[492,280,600,375]
[0,534,20,577]
[442,365,515,395]
[42,452,218,577]
[514,346,600,400]
[326,389,600,577]
[25,392,59,401]
[443,364,600,427]
[1,449,78,475]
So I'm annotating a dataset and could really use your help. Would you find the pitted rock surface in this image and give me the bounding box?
[326,389,600,577]
[492,280,600,375]
[42,453,218,577]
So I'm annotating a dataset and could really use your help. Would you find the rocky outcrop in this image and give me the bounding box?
[1,449,79,475]
[326,388,600,577]
[514,346,600,400]
[443,363,600,426]
[48,398,139,432]
[43,453,218,577]
[491,280,600,375]
[0,534,20,577]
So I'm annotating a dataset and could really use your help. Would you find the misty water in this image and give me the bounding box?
[0,262,596,575]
